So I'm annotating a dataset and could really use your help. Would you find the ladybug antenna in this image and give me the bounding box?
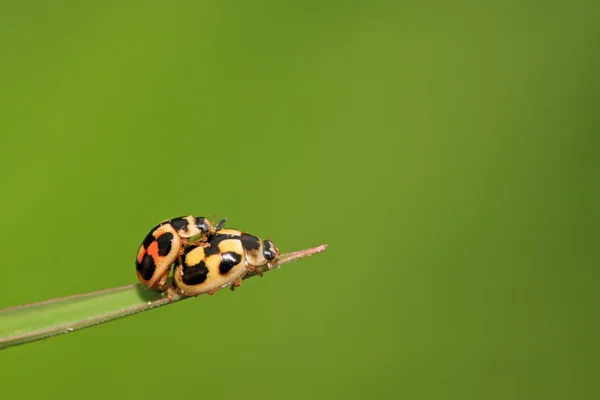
[216,217,227,231]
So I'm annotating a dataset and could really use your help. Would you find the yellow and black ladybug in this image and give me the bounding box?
[173,228,280,296]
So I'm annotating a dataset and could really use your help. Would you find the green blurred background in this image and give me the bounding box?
[0,1,597,399]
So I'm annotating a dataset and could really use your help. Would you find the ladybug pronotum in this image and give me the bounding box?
[173,228,280,296]
[135,216,226,291]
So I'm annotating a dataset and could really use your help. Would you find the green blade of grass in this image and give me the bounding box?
[0,244,327,350]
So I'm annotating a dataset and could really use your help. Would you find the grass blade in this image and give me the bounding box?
[0,244,327,350]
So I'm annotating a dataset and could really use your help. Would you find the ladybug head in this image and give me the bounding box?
[262,239,280,261]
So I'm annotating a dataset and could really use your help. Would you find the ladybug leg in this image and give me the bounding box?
[154,270,171,292]
[249,265,263,277]
[208,287,221,295]
[164,285,183,302]
[156,274,176,302]
[230,277,243,291]
[245,257,263,276]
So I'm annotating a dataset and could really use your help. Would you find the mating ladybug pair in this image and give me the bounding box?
[135,216,280,296]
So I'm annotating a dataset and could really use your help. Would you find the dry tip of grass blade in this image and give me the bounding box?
[0,244,327,351]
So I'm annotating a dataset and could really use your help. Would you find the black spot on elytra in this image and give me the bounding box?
[203,246,218,257]
[142,233,155,249]
[219,252,242,274]
[170,217,189,233]
[137,253,156,280]
[203,233,236,257]
[156,232,174,256]
[241,233,261,251]
[182,261,209,285]
[263,240,276,260]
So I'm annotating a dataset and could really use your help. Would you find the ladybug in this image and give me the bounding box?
[135,216,226,291]
[173,228,280,296]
